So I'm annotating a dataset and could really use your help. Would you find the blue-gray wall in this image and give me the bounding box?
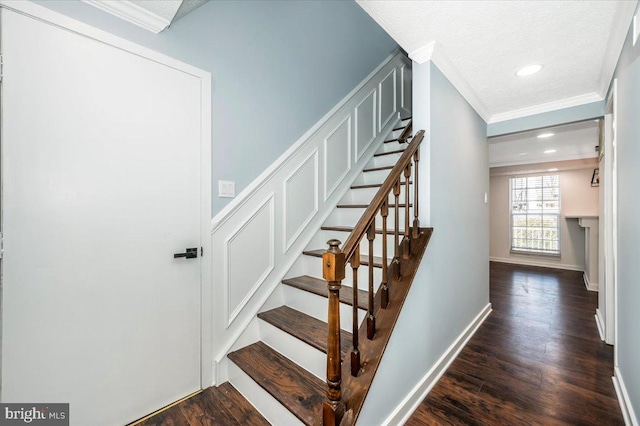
[358,62,490,424]
[610,7,640,418]
[35,0,398,215]
[487,101,605,137]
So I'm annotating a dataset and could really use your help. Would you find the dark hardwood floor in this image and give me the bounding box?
[407,261,624,425]
[136,262,623,425]
[132,383,269,426]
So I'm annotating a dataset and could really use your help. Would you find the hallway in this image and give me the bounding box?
[407,262,624,425]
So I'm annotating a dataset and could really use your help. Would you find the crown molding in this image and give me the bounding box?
[81,0,171,34]
[409,41,491,122]
[597,0,639,96]
[487,92,603,124]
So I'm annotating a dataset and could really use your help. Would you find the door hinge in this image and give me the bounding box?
[0,54,4,83]
[0,232,4,259]
[201,246,203,256]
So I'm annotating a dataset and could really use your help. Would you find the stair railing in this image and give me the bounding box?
[321,125,424,425]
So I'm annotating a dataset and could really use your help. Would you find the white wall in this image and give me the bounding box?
[490,159,599,271]
[609,6,640,423]
[358,61,490,425]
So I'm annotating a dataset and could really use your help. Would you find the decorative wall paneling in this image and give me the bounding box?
[210,52,411,384]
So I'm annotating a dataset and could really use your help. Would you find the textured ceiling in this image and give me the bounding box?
[488,120,599,167]
[357,1,637,122]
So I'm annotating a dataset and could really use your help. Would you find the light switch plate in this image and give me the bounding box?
[218,180,235,198]
[484,192,488,204]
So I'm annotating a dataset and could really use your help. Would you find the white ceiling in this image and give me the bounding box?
[488,120,600,168]
[357,1,637,123]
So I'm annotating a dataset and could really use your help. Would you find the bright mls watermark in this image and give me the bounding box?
[0,404,68,425]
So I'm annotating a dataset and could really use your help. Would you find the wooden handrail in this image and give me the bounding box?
[321,126,424,425]
[340,129,424,264]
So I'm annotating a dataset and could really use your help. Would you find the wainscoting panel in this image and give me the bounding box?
[284,150,318,251]
[210,51,411,383]
[355,89,377,162]
[324,116,351,201]
[225,194,275,327]
[401,64,412,115]
[379,69,397,132]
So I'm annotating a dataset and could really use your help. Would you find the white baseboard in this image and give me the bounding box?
[382,303,493,426]
[613,366,639,426]
[490,256,583,272]
[583,273,599,292]
[595,309,605,341]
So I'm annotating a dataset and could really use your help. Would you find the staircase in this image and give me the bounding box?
[227,118,432,425]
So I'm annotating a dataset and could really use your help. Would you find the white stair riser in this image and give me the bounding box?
[323,206,412,229]
[352,168,393,186]
[228,361,304,426]
[258,320,326,381]
[378,140,407,153]
[366,153,403,169]
[308,230,401,261]
[339,186,412,206]
[282,284,366,332]
[284,255,382,292]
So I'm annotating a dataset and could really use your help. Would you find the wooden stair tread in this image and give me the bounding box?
[321,225,404,235]
[303,249,386,268]
[374,148,404,157]
[282,275,368,310]
[363,165,394,172]
[228,342,324,426]
[336,203,412,209]
[351,181,411,190]
[258,306,351,359]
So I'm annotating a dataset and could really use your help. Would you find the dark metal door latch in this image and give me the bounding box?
[174,248,198,259]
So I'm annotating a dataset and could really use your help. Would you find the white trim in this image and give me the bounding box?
[583,273,598,292]
[634,13,640,47]
[489,152,598,169]
[490,256,583,272]
[595,310,605,341]
[81,0,171,34]
[210,51,408,233]
[283,149,319,252]
[323,116,352,202]
[355,89,377,162]
[382,303,493,426]
[489,160,598,177]
[0,0,214,390]
[409,41,491,122]
[224,194,275,328]
[613,366,639,426]
[212,115,403,384]
[378,68,397,132]
[598,1,638,97]
[488,92,603,124]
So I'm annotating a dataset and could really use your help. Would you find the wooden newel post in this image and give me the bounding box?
[323,239,345,426]
[412,149,420,239]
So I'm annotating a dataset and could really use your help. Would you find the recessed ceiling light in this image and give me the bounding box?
[548,168,558,171]
[516,64,542,77]
[544,149,557,154]
[518,152,528,156]
[537,132,554,138]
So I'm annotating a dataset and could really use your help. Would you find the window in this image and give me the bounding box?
[510,175,560,255]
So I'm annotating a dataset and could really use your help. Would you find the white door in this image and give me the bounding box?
[1,9,204,425]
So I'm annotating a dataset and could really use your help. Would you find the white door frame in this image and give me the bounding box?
[0,0,213,388]
[602,79,617,348]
